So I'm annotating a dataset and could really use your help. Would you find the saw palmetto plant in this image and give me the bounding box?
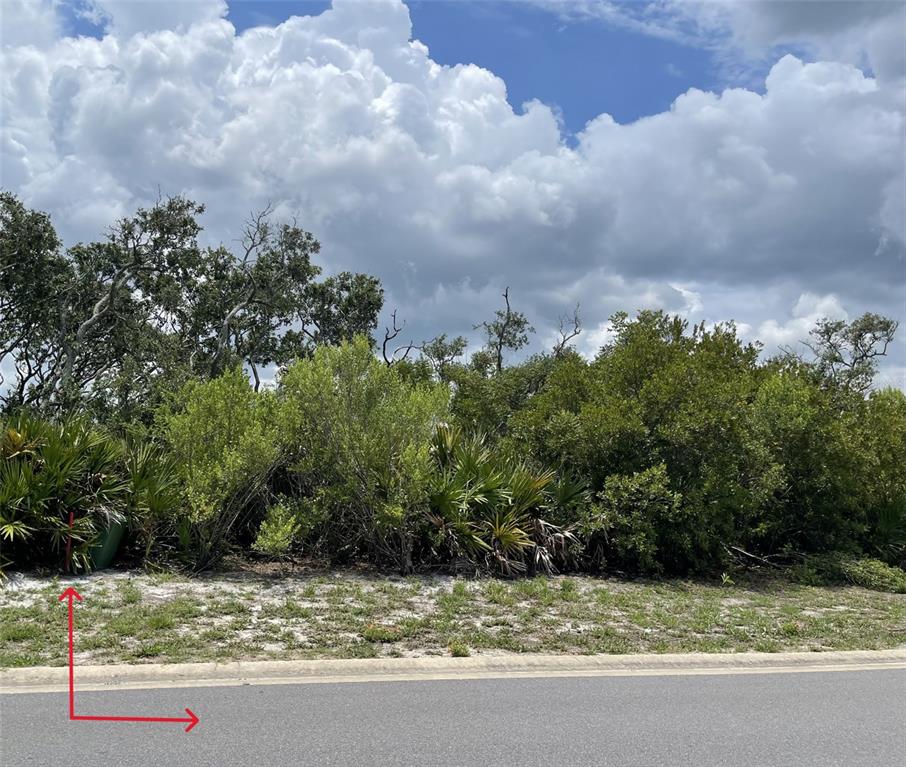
[427,424,579,576]
[0,415,131,574]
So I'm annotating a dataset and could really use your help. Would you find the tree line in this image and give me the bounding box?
[1,192,904,584]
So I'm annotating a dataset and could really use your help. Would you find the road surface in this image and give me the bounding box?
[2,668,904,766]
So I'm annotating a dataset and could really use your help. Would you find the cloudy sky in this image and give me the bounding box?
[2,0,905,383]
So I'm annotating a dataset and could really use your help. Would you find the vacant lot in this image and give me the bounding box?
[2,568,904,667]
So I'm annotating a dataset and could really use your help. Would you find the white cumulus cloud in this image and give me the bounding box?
[1,0,903,379]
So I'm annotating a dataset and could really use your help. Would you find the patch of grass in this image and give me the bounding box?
[437,581,470,614]
[484,581,516,606]
[340,641,380,659]
[582,627,633,654]
[146,613,176,631]
[199,627,230,642]
[212,598,251,616]
[559,579,580,602]
[117,581,142,605]
[164,598,204,620]
[1,571,904,666]
[448,640,470,657]
[0,622,44,642]
[361,624,401,642]
[0,650,48,667]
[107,607,147,636]
[149,572,180,584]
[260,600,313,620]
[78,634,112,651]
[515,577,555,606]
[134,642,167,658]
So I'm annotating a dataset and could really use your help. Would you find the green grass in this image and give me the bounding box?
[448,640,470,657]
[1,571,903,667]
[361,624,402,642]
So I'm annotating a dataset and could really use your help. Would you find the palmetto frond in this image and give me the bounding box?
[0,413,135,573]
[427,425,574,576]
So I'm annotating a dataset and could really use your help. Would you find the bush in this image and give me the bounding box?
[448,640,470,657]
[450,354,556,438]
[160,368,279,569]
[252,498,303,560]
[859,389,906,565]
[123,440,182,565]
[839,558,906,593]
[507,353,648,491]
[1,415,129,573]
[6,306,903,581]
[579,464,684,574]
[747,371,863,555]
[277,337,450,572]
[512,313,771,573]
[428,425,577,576]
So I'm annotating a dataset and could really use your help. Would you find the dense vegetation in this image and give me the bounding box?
[2,192,904,587]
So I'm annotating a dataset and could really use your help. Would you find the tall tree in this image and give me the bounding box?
[802,313,898,395]
[200,206,383,383]
[421,333,467,381]
[0,193,383,419]
[475,287,534,374]
[0,192,69,406]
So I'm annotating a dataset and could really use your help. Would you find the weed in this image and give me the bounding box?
[448,640,470,657]
[362,624,401,642]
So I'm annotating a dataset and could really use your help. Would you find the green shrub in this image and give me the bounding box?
[507,352,647,490]
[787,554,906,593]
[277,337,450,572]
[450,354,556,438]
[448,640,470,657]
[510,313,772,573]
[866,500,906,568]
[123,441,182,564]
[6,306,901,580]
[0,415,129,573]
[784,554,846,586]
[160,367,279,569]
[839,558,906,593]
[252,499,303,560]
[428,425,577,576]
[579,464,684,574]
[859,389,906,565]
[747,372,863,555]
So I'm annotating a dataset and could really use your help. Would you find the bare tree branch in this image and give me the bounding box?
[553,303,581,358]
[382,310,416,366]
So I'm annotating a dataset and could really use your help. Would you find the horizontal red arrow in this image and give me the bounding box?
[73,708,200,733]
[60,588,199,733]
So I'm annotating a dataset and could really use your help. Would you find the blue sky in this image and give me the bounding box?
[405,1,718,132]
[61,0,720,133]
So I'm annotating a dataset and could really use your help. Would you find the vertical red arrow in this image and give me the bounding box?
[59,587,199,732]
[58,586,81,720]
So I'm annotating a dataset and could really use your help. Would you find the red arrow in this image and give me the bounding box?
[58,586,82,720]
[59,587,200,732]
[72,709,200,733]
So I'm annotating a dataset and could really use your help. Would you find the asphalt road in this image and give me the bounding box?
[2,669,904,766]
